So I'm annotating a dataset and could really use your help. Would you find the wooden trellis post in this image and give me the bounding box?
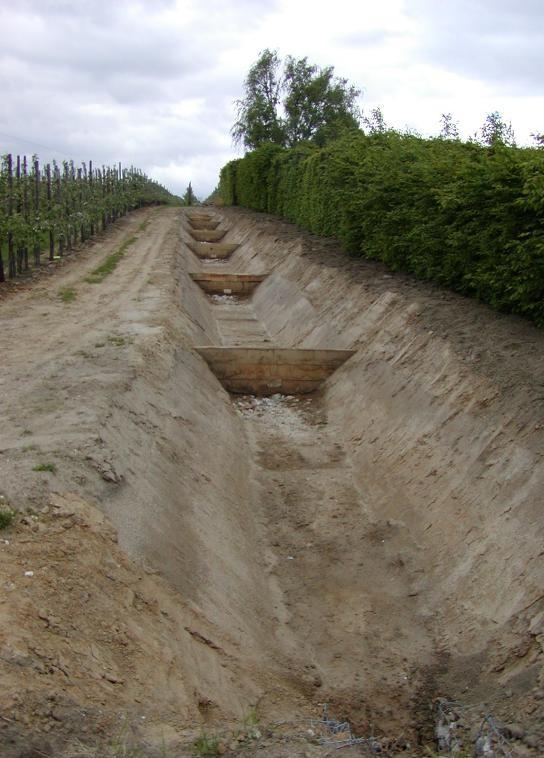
[33,158,41,267]
[7,154,16,279]
[46,163,54,261]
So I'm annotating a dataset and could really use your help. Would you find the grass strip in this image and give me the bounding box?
[85,235,137,284]
[58,287,76,302]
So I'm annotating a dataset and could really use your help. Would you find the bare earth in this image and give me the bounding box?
[0,206,543,756]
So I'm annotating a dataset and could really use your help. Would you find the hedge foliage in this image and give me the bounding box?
[219,132,544,325]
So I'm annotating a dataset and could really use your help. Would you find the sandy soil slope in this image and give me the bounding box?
[0,205,543,756]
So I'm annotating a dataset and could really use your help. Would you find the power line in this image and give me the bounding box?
[0,132,87,160]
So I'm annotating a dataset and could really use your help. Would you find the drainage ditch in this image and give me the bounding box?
[177,208,544,753]
[183,210,437,747]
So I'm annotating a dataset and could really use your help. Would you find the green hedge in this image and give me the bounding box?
[220,132,544,325]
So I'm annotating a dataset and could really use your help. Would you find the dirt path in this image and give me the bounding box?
[0,205,543,756]
[0,207,172,508]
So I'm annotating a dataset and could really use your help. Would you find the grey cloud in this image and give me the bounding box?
[409,0,544,94]
[0,0,267,197]
[337,29,395,48]
[1,14,207,80]
[12,0,177,21]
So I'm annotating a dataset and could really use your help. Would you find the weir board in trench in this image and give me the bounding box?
[196,346,356,395]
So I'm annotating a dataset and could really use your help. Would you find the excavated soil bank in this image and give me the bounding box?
[0,206,543,755]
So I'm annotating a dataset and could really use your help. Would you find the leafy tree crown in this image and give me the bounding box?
[232,49,361,150]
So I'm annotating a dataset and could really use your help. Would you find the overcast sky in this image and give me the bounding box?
[1,0,542,198]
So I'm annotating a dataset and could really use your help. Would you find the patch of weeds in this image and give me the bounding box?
[107,335,126,347]
[21,429,33,436]
[243,706,259,727]
[138,219,149,232]
[0,503,16,529]
[58,287,77,303]
[33,462,56,474]
[193,733,220,757]
[85,235,137,284]
[22,444,37,452]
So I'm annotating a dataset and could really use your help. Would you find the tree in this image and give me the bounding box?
[439,112,460,140]
[361,106,387,134]
[232,49,285,150]
[231,50,361,150]
[282,56,360,146]
[480,111,515,146]
[182,182,196,206]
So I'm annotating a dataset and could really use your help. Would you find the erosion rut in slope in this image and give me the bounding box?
[0,205,542,756]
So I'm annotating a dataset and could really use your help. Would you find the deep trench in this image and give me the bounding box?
[104,206,543,750]
[180,211,438,739]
